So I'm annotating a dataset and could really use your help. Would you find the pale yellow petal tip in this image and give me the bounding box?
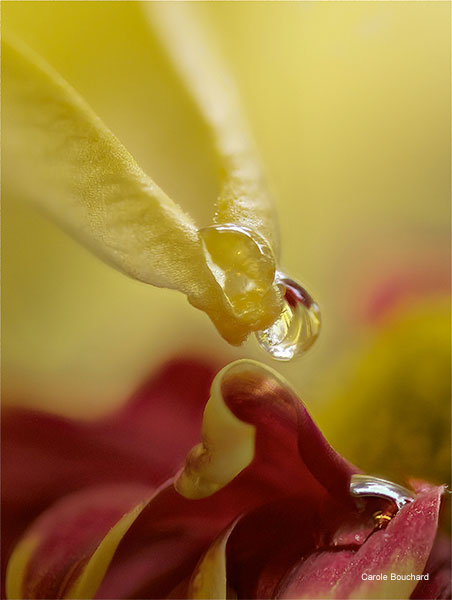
[175,359,295,499]
[188,522,238,600]
[194,223,284,347]
[6,535,39,600]
[65,500,148,600]
[5,497,149,600]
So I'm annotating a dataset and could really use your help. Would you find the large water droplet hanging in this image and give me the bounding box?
[255,272,321,361]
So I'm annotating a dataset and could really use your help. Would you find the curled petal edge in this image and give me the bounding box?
[176,359,355,501]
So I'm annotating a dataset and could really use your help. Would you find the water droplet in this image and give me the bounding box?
[199,224,278,327]
[255,272,321,360]
[350,474,415,510]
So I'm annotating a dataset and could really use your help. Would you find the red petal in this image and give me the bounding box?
[2,358,217,594]
[177,361,357,504]
[222,362,358,500]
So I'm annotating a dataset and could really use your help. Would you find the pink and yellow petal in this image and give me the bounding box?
[188,522,238,600]
[99,359,361,597]
[6,485,154,599]
[1,357,216,586]
[177,360,357,503]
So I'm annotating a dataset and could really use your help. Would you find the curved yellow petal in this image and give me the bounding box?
[176,361,257,499]
[5,536,39,600]
[188,522,237,600]
[64,501,147,600]
[146,2,280,255]
[2,36,275,344]
[3,38,196,292]
[6,485,152,600]
[145,4,284,337]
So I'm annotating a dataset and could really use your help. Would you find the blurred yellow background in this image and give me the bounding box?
[2,0,450,442]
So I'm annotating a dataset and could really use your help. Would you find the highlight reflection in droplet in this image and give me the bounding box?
[255,272,321,361]
[350,474,416,510]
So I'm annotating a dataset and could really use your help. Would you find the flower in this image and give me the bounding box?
[3,359,449,599]
[2,1,450,415]
[2,4,450,598]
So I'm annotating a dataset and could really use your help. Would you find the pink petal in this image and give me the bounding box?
[277,486,444,599]
[6,484,154,599]
[411,535,451,599]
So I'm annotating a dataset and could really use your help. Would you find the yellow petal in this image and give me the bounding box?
[176,360,256,499]
[146,2,280,255]
[3,36,278,344]
[64,502,147,600]
[188,522,237,600]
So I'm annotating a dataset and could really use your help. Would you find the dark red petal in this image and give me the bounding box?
[225,497,382,599]
[96,486,237,599]
[3,360,367,599]
[2,357,217,595]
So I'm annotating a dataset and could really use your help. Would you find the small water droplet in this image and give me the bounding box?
[255,272,321,360]
[350,474,415,511]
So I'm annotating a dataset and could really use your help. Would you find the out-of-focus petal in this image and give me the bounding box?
[1,358,216,590]
[277,486,444,599]
[177,359,357,501]
[411,535,452,599]
[146,3,280,255]
[6,485,153,599]
[188,522,237,600]
[320,301,451,488]
[2,37,278,344]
